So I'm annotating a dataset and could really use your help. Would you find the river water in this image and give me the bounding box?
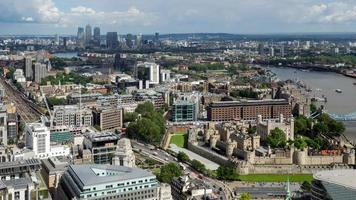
[267,66,356,142]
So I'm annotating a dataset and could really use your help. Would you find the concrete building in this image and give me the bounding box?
[24,56,33,81]
[25,123,70,159]
[207,99,291,121]
[41,157,69,192]
[53,105,93,128]
[34,62,47,83]
[137,62,160,85]
[112,138,136,168]
[7,113,18,143]
[92,107,123,131]
[59,164,161,200]
[160,69,171,83]
[0,104,7,146]
[312,170,356,200]
[83,132,120,164]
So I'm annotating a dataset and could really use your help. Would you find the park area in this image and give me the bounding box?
[238,174,313,182]
[169,132,188,148]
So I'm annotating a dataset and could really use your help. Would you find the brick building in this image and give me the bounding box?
[207,99,291,121]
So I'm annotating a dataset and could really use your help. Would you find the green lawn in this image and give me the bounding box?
[170,133,188,148]
[238,174,313,182]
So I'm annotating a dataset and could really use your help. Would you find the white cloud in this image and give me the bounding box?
[70,6,96,15]
[0,0,156,29]
[21,17,34,22]
[283,1,356,24]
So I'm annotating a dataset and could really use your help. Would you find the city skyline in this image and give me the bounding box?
[2,0,356,35]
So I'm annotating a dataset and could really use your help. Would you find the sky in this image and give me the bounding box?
[1,0,356,35]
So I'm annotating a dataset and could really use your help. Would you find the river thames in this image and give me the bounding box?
[267,66,356,143]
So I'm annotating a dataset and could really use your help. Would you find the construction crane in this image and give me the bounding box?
[40,87,53,127]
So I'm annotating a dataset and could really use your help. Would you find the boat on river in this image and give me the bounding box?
[335,89,343,93]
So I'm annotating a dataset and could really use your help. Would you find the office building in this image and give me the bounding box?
[172,101,197,122]
[311,170,356,200]
[24,56,33,80]
[77,27,85,47]
[126,34,134,48]
[0,104,7,146]
[59,164,161,200]
[34,62,47,83]
[93,27,100,45]
[83,132,120,164]
[25,123,70,159]
[92,107,123,131]
[137,62,160,85]
[106,32,118,49]
[207,99,291,121]
[53,105,93,128]
[85,24,92,46]
[160,69,171,83]
[7,113,17,142]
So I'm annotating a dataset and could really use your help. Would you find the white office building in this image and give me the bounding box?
[25,123,70,159]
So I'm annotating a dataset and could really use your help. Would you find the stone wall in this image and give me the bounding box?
[187,141,230,165]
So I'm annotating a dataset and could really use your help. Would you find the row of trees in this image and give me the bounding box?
[41,72,92,85]
[230,89,259,99]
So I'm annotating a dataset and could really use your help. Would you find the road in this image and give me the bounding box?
[0,76,43,122]
[131,140,234,199]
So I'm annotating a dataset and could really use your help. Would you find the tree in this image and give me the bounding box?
[240,193,251,200]
[294,116,312,136]
[127,102,166,145]
[123,112,138,123]
[135,102,155,115]
[216,165,239,181]
[313,123,329,135]
[294,136,307,150]
[158,163,183,183]
[191,159,206,174]
[177,152,190,163]
[310,103,317,113]
[47,97,67,107]
[267,128,287,148]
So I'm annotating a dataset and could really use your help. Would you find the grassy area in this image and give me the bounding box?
[238,174,313,182]
[170,133,188,148]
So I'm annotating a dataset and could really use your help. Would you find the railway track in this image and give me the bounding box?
[0,77,43,123]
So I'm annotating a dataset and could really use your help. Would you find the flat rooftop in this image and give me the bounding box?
[69,165,155,186]
[209,99,289,107]
[314,169,356,190]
